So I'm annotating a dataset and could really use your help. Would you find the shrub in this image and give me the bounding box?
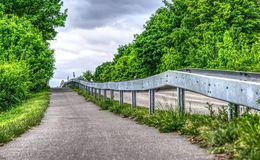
[234,114,260,159]
[0,62,31,111]
[100,100,113,110]
[0,15,54,91]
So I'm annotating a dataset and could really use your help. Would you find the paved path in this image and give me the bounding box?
[0,88,213,160]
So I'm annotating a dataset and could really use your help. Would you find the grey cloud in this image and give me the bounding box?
[63,0,162,29]
[50,0,163,87]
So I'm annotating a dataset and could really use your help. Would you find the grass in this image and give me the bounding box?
[0,89,50,145]
[70,85,260,160]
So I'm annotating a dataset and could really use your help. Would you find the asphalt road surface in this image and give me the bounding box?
[0,88,213,160]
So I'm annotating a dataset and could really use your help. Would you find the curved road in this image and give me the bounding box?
[0,88,213,160]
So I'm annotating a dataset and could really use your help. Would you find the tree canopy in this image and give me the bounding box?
[0,15,55,90]
[0,0,67,110]
[93,0,260,82]
[83,70,93,81]
[0,0,67,40]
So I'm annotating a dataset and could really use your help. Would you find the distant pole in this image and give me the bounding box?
[67,76,69,81]
[73,72,75,78]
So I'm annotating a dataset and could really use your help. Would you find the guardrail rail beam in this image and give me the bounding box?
[61,69,260,114]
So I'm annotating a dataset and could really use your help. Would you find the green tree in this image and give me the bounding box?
[93,62,113,82]
[113,44,133,62]
[0,0,67,40]
[93,0,260,82]
[82,70,93,81]
[133,7,172,77]
[0,15,55,90]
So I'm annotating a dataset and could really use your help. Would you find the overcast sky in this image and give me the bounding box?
[50,0,164,87]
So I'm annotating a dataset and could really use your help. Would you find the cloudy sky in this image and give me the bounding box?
[50,0,164,87]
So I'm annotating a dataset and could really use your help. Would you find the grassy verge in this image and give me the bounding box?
[0,89,50,145]
[70,86,260,160]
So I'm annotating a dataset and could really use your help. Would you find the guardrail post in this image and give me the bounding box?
[91,88,94,96]
[79,84,82,90]
[119,91,124,105]
[177,87,185,112]
[227,104,232,121]
[104,89,107,100]
[110,90,114,100]
[87,86,90,94]
[149,89,155,114]
[131,91,137,108]
[94,88,97,98]
[98,89,101,100]
[234,104,240,117]
[228,103,240,121]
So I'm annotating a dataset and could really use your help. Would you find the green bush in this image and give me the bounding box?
[100,100,113,110]
[0,15,54,91]
[0,62,31,111]
[234,114,260,159]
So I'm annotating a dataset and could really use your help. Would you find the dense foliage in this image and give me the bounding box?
[0,15,55,90]
[0,1,66,110]
[93,0,260,82]
[0,62,30,111]
[0,0,67,40]
[82,70,93,81]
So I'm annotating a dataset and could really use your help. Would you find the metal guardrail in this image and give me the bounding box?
[178,69,260,82]
[62,69,260,117]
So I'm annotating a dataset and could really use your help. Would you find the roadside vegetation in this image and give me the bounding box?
[0,90,50,145]
[70,86,260,160]
[0,1,66,144]
[87,0,259,82]
[0,1,67,112]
